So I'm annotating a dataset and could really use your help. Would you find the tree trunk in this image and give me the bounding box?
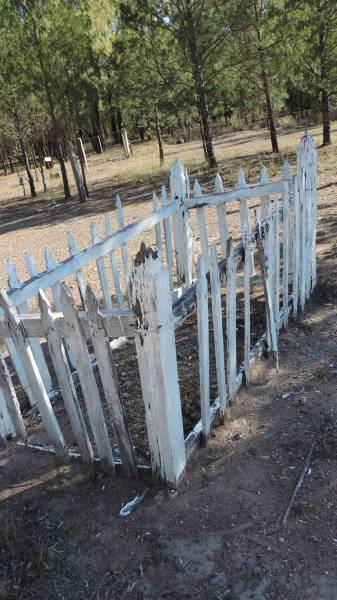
[252,0,279,153]
[198,89,217,167]
[55,136,71,198]
[180,117,188,143]
[38,151,47,191]
[8,153,14,174]
[261,67,279,153]
[0,146,7,175]
[182,4,217,167]
[199,117,208,161]
[22,146,36,198]
[91,97,102,154]
[321,89,331,145]
[155,110,164,165]
[319,31,331,146]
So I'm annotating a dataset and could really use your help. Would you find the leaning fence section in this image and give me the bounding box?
[0,134,317,487]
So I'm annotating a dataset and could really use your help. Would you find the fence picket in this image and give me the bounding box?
[273,200,280,330]
[0,389,15,440]
[256,229,279,370]
[104,213,125,308]
[0,290,66,456]
[44,247,62,309]
[309,143,317,295]
[282,182,290,329]
[0,349,27,441]
[299,173,306,311]
[209,245,227,418]
[152,193,163,260]
[214,174,228,259]
[161,185,174,289]
[293,177,300,316]
[7,259,53,396]
[131,244,186,486]
[24,252,38,278]
[243,237,251,384]
[196,255,210,444]
[67,231,86,302]
[115,194,130,286]
[85,285,138,479]
[91,223,113,311]
[38,290,94,463]
[226,241,237,403]
[170,159,193,286]
[195,180,210,272]
[60,283,115,472]
[237,169,254,275]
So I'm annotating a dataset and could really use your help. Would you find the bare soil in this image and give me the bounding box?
[1,131,337,599]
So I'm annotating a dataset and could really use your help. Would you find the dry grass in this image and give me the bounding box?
[0,122,336,302]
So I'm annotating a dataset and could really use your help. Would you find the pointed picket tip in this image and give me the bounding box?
[237,168,247,188]
[90,221,100,243]
[67,231,77,255]
[170,158,184,175]
[7,259,21,289]
[60,281,75,309]
[282,160,291,180]
[104,212,113,235]
[152,191,159,209]
[85,283,99,310]
[115,194,122,209]
[215,172,224,194]
[44,246,58,271]
[161,185,167,206]
[193,179,202,197]
[260,166,269,184]
[24,252,38,278]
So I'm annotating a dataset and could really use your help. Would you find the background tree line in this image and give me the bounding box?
[0,0,336,198]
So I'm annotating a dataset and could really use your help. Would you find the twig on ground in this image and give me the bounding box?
[282,441,315,527]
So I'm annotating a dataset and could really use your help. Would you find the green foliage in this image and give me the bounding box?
[0,0,336,177]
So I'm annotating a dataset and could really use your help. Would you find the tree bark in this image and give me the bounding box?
[261,66,279,153]
[0,146,7,175]
[91,97,102,153]
[22,146,36,198]
[10,97,36,197]
[321,89,331,145]
[180,4,217,167]
[253,0,279,153]
[30,12,71,198]
[319,32,331,145]
[155,110,164,165]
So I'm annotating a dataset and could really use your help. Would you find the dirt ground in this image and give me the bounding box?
[1,129,337,599]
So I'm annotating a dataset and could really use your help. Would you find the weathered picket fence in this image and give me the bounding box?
[0,134,317,487]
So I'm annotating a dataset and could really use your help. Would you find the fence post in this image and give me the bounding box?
[130,243,186,487]
[121,129,131,158]
[65,141,88,203]
[170,159,193,287]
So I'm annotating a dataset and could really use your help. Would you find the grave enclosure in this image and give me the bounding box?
[0,134,317,488]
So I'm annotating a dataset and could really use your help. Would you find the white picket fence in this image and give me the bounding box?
[0,134,317,487]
